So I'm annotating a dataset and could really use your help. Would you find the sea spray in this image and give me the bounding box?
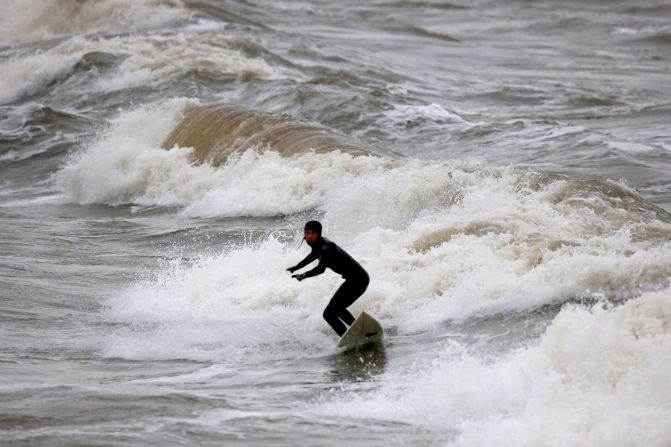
[103,237,337,361]
[0,0,190,45]
[314,288,671,447]
[60,101,671,333]
[0,33,279,104]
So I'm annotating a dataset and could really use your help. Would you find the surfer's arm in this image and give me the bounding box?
[302,247,331,278]
[290,250,318,272]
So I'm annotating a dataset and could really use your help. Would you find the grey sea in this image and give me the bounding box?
[1,1,670,446]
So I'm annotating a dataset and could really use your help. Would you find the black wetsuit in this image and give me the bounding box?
[291,237,369,336]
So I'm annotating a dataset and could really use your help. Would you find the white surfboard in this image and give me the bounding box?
[337,311,383,350]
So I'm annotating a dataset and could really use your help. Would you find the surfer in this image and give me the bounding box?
[287,221,370,337]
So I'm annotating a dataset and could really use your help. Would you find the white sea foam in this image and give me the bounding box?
[88,99,671,447]
[315,288,671,447]
[103,237,339,361]
[0,33,280,104]
[0,0,190,45]
[56,97,202,205]
[63,101,671,341]
[103,220,670,359]
[614,25,671,37]
[381,102,473,127]
[606,140,656,154]
[104,222,671,445]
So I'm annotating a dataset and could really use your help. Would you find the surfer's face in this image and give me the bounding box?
[304,229,319,244]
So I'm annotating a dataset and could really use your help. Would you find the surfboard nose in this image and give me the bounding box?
[337,311,383,349]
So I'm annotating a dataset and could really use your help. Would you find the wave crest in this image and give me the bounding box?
[0,34,279,104]
[161,103,373,166]
[0,0,189,45]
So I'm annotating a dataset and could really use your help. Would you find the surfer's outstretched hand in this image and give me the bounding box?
[291,273,307,281]
[287,266,297,273]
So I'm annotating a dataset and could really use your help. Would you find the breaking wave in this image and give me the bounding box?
[86,101,671,365]
[161,103,374,166]
[317,287,671,447]
[0,0,190,45]
[0,33,280,104]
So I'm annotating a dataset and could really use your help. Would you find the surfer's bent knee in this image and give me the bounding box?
[323,305,336,321]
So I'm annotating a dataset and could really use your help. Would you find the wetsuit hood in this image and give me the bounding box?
[304,220,322,236]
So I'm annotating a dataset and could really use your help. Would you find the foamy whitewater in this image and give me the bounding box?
[1,1,670,446]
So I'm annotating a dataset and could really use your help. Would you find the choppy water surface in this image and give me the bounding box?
[1,1,670,445]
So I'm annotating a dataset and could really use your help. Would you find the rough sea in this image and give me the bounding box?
[1,0,670,446]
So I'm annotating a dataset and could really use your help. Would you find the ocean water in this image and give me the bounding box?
[1,0,670,446]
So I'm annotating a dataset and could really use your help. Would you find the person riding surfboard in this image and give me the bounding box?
[287,221,369,336]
